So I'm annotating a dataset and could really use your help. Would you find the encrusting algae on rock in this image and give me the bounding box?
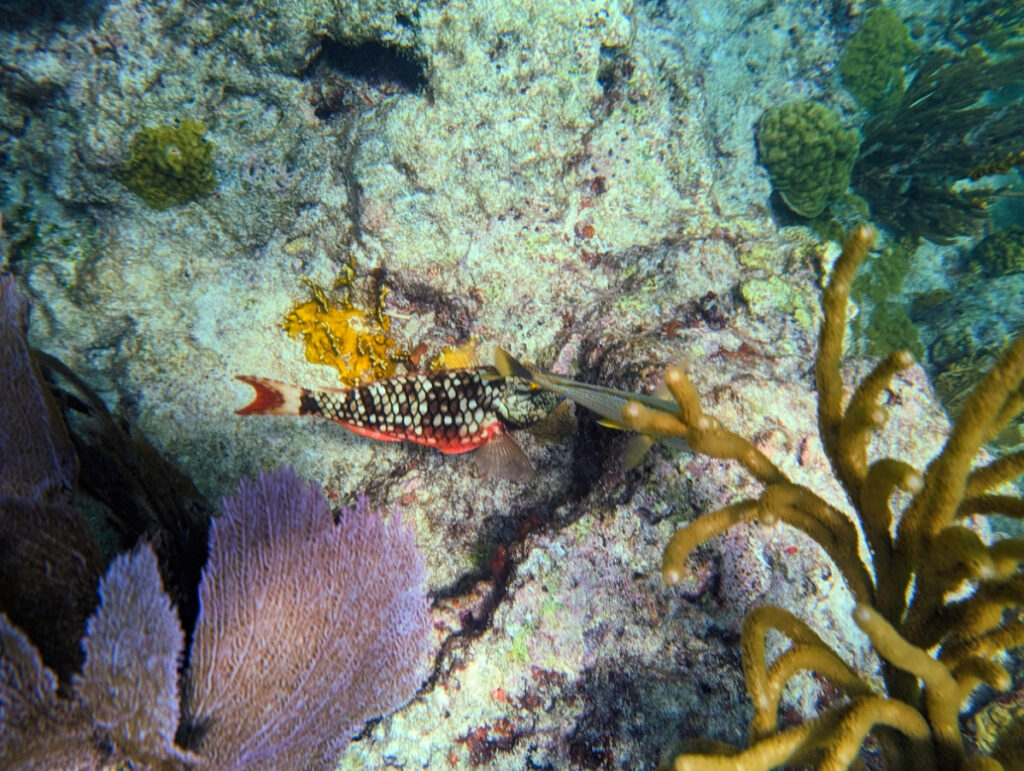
[115,120,216,210]
[282,258,405,387]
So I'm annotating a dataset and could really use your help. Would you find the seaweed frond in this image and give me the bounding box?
[852,45,1024,243]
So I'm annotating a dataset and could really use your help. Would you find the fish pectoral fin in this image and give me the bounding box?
[474,433,534,481]
[596,417,630,431]
[622,434,655,471]
[493,347,535,381]
[527,400,576,444]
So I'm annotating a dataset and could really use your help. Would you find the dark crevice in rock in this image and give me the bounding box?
[304,38,428,121]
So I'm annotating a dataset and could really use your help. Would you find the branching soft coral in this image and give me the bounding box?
[852,45,1024,243]
[621,227,1024,769]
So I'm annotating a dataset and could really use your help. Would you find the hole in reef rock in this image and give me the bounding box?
[1,0,107,30]
[304,38,428,121]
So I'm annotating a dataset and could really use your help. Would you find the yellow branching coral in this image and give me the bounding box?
[624,226,1024,770]
[282,260,405,387]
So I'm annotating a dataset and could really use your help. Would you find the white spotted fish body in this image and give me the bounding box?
[235,368,560,479]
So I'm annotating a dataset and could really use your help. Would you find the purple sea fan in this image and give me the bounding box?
[1,546,196,769]
[184,468,432,770]
[74,545,196,768]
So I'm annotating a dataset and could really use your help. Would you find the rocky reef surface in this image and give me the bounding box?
[3,0,1017,768]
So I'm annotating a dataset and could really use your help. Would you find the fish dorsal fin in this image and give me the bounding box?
[474,433,534,481]
[493,347,535,380]
[527,400,576,443]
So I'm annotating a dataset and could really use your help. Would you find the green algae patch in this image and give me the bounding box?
[968,225,1024,278]
[863,301,924,361]
[849,240,923,360]
[740,275,818,334]
[839,7,919,113]
[116,120,216,210]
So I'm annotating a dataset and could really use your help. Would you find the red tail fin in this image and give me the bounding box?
[235,375,300,415]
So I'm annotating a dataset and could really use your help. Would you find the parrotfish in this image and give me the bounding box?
[493,347,690,469]
[235,367,563,480]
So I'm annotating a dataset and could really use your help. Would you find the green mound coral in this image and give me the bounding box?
[756,100,860,218]
[116,120,216,210]
[839,7,919,113]
[968,225,1024,278]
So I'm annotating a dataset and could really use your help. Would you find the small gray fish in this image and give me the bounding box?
[493,348,690,469]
